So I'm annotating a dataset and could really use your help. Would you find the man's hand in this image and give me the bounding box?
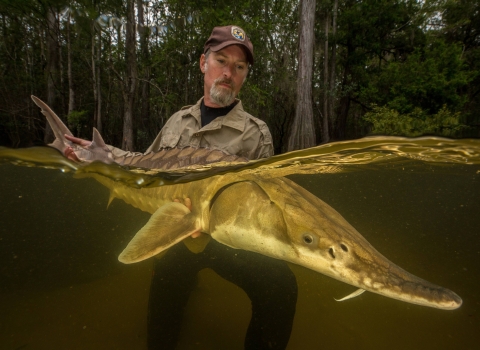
[173,197,203,238]
[64,134,92,161]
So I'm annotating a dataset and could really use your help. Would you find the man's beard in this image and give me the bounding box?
[210,77,236,107]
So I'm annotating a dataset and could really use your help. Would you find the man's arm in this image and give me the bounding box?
[64,134,91,161]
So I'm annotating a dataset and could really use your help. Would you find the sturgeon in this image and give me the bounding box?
[32,96,247,170]
[32,95,462,310]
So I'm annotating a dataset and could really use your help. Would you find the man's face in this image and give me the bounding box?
[200,45,249,107]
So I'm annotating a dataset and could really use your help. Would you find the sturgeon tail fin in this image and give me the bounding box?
[31,95,73,154]
[32,95,115,164]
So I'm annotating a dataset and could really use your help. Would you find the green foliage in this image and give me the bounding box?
[67,110,88,126]
[363,104,468,137]
[67,110,88,135]
[364,39,473,115]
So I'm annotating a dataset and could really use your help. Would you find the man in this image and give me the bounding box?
[66,25,297,349]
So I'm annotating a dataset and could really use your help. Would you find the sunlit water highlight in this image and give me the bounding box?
[0,136,479,349]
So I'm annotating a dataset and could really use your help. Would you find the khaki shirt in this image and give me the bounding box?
[110,98,273,160]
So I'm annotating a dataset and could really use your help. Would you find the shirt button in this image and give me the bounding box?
[194,133,200,137]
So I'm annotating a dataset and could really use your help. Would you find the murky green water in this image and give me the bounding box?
[1,137,479,349]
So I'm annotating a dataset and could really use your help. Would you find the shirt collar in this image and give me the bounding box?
[221,100,246,132]
[186,98,203,125]
[185,97,246,132]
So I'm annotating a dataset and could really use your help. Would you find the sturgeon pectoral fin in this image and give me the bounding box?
[118,202,199,264]
[335,288,366,302]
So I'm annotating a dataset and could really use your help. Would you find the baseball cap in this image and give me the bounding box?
[204,25,254,65]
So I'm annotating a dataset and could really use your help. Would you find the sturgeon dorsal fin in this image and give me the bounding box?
[91,127,107,148]
[118,202,200,264]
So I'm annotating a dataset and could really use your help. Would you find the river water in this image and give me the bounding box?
[0,136,479,349]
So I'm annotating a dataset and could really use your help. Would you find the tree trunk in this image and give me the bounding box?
[91,16,103,134]
[44,7,60,143]
[335,63,351,139]
[66,13,75,115]
[96,30,102,133]
[91,23,98,131]
[137,0,150,137]
[328,0,338,141]
[287,0,316,151]
[122,0,137,151]
[322,11,330,144]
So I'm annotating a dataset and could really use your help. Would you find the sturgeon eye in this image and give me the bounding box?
[303,234,314,244]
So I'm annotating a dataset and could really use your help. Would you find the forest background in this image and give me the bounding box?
[0,0,478,154]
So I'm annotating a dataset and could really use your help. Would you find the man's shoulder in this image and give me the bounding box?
[180,104,194,111]
[167,103,197,121]
[170,104,194,118]
[236,107,272,141]
[234,102,264,126]
[250,115,270,132]
[174,98,202,117]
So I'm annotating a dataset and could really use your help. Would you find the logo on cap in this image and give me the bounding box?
[231,27,245,41]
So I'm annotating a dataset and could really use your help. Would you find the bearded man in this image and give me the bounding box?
[65,25,297,350]
[101,25,273,161]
